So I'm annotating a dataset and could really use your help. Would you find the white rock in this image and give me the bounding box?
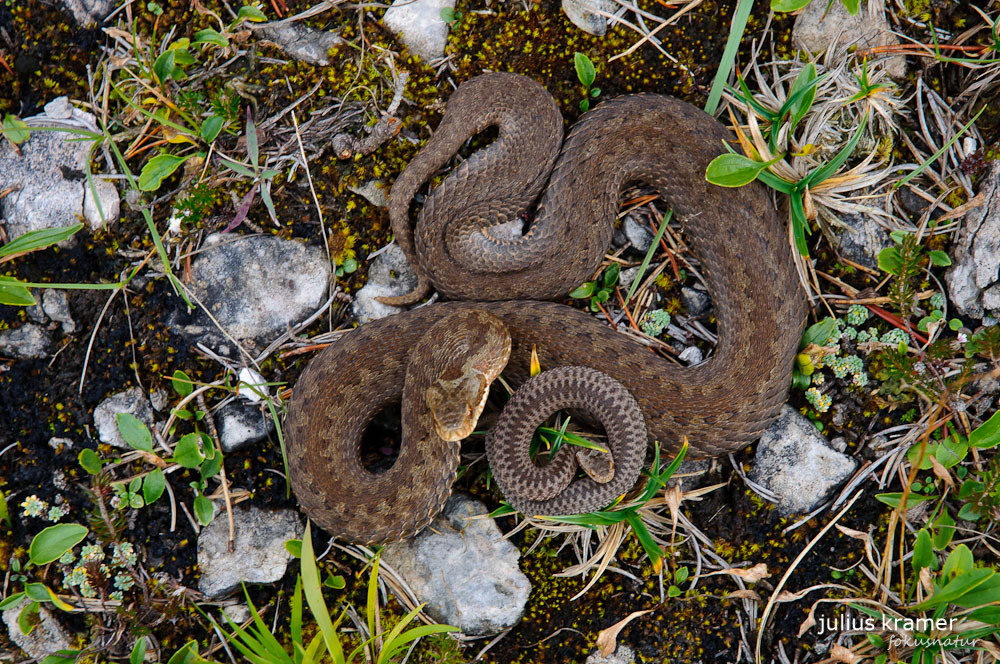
[586,645,636,664]
[835,213,891,271]
[42,289,76,334]
[680,286,711,317]
[222,603,252,625]
[352,244,420,324]
[382,494,531,635]
[215,401,275,453]
[623,215,654,253]
[255,22,342,65]
[197,505,303,597]
[237,367,268,403]
[793,0,906,79]
[748,405,858,515]
[562,0,614,36]
[348,180,390,208]
[93,387,155,449]
[678,346,703,366]
[60,0,116,25]
[0,323,52,359]
[946,163,1000,321]
[383,0,454,61]
[174,234,330,353]
[3,598,73,661]
[83,178,121,230]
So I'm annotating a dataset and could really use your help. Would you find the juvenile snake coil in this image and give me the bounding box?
[285,73,808,544]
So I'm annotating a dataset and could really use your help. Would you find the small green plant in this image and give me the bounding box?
[0,223,122,306]
[217,523,458,664]
[569,263,620,312]
[573,52,601,112]
[878,231,951,318]
[1,113,29,145]
[439,6,462,27]
[335,256,359,279]
[525,441,687,573]
[0,524,90,620]
[218,108,281,227]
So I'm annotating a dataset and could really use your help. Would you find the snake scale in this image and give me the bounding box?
[285,73,808,544]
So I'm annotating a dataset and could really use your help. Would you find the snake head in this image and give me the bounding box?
[426,369,492,441]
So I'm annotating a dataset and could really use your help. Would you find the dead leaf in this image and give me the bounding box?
[705,563,769,584]
[928,454,955,491]
[830,643,860,663]
[798,606,817,637]
[595,609,653,656]
[919,566,934,595]
[727,589,761,601]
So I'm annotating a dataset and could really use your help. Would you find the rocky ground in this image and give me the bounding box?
[1,0,999,663]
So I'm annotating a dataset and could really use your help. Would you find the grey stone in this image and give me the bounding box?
[348,180,390,208]
[93,387,155,449]
[82,178,120,230]
[382,494,530,635]
[216,401,275,453]
[197,505,303,597]
[681,286,711,317]
[383,0,454,61]
[946,163,1000,321]
[612,228,628,248]
[256,22,342,66]
[60,0,115,25]
[3,598,73,661]
[586,645,636,664]
[678,345,703,366]
[352,244,420,324]
[222,603,252,625]
[0,323,52,359]
[748,405,858,515]
[0,98,116,242]
[174,234,330,352]
[793,1,906,78]
[562,0,614,36]
[836,213,892,271]
[619,266,640,291]
[623,215,654,253]
[42,289,76,334]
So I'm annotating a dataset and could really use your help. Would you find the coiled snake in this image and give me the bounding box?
[284,73,808,544]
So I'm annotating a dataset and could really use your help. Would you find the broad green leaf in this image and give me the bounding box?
[878,246,903,275]
[219,156,255,178]
[18,601,40,635]
[933,435,968,468]
[165,641,200,664]
[324,574,346,590]
[172,369,193,397]
[970,409,1000,449]
[942,544,974,579]
[78,448,103,474]
[200,449,223,481]
[0,592,26,611]
[131,637,148,664]
[138,153,189,191]
[569,282,596,299]
[574,52,596,88]
[0,277,35,306]
[0,487,8,526]
[841,0,860,13]
[932,509,955,549]
[2,114,30,144]
[285,539,302,557]
[705,153,783,187]
[143,469,166,504]
[0,223,83,259]
[785,63,818,130]
[928,250,951,267]
[874,492,935,509]
[116,412,153,452]
[911,529,933,572]
[957,503,981,521]
[29,524,88,565]
[193,28,229,47]
[200,115,225,143]
[951,574,1000,609]
[245,109,258,168]
[603,262,620,287]
[967,606,1000,625]
[237,4,267,21]
[910,567,993,610]
[800,317,837,348]
[193,495,215,525]
[25,582,53,602]
[153,49,176,84]
[771,0,811,11]
[173,432,207,468]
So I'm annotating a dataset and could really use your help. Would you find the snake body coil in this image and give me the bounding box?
[285,73,808,544]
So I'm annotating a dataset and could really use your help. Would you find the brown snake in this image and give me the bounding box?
[284,73,808,544]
